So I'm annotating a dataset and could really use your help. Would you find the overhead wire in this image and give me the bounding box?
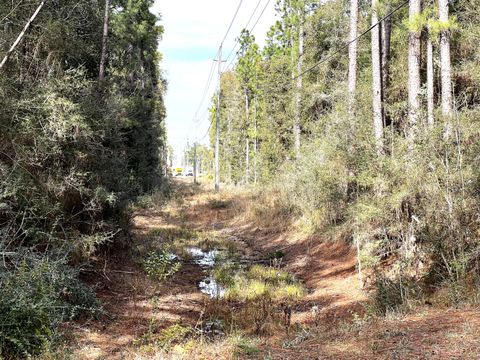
[293,0,409,81]
[225,0,273,71]
[224,0,264,64]
[193,0,410,156]
[193,49,219,120]
[192,0,245,142]
[199,120,213,142]
[220,0,244,45]
[194,0,273,147]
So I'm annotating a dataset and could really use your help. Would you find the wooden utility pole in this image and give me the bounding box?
[0,0,46,71]
[214,45,223,192]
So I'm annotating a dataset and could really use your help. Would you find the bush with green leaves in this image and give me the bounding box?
[280,140,350,232]
[372,276,420,316]
[0,256,100,358]
[142,249,181,281]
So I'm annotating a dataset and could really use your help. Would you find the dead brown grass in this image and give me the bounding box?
[66,178,480,359]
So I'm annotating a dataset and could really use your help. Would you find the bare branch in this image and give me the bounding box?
[0,1,45,71]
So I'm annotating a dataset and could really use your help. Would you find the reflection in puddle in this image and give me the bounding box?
[186,247,219,267]
[199,276,225,298]
[185,247,225,298]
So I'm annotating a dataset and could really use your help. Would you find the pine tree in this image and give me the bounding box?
[371,0,384,153]
[348,0,359,116]
[408,0,422,141]
[439,0,453,136]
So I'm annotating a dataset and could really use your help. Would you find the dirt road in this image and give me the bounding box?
[69,179,480,359]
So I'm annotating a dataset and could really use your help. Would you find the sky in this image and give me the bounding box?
[150,0,278,164]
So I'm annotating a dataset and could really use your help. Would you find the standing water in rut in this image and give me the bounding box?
[186,247,226,298]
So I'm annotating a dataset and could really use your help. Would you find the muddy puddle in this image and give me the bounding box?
[185,247,226,298]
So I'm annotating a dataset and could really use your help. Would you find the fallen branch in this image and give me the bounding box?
[0,1,46,71]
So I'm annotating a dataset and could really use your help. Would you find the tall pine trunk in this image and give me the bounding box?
[408,0,422,141]
[371,0,384,154]
[348,0,359,116]
[439,0,453,136]
[294,4,304,159]
[227,111,232,183]
[381,10,392,107]
[98,0,110,87]
[427,37,435,126]
[245,90,250,184]
[253,95,258,184]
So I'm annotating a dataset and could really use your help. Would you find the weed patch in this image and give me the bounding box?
[0,257,100,358]
[208,264,306,335]
[142,248,181,281]
[135,319,192,352]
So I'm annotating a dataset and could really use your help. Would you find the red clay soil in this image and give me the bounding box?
[69,180,480,359]
[183,183,480,359]
[70,257,206,359]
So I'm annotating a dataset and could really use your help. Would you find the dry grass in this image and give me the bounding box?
[64,179,480,359]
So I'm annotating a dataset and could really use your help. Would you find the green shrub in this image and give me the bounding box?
[280,140,349,232]
[142,249,181,281]
[220,265,306,334]
[0,257,100,358]
[372,276,419,316]
[134,320,191,350]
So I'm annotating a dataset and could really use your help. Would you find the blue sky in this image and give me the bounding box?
[151,0,277,164]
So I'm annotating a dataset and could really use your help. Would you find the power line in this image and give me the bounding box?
[199,120,213,142]
[193,0,244,130]
[250,0,272,33]
[225,0,273,71]
[293,0,409,81]
[224,0,264,64]
[220,0,244,45]
[194,50,219,119]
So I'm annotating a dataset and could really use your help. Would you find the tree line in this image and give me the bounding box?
[209,0,480,308]
[0,0,166,356]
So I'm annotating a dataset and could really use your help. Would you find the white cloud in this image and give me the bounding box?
[151,0,277,163]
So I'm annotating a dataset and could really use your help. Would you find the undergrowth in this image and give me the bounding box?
[0,256,101,358]
[209,263,306,335]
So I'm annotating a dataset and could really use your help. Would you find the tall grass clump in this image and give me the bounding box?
[217,265,306,334]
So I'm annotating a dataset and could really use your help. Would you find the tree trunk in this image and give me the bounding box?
[408,0,422,141]
[245,90,250,184]
[0,1,45,71]
[381,10,392,108]
[253,95,258,184]
[246,138,250,184]
[427,37,435,126]
[348,0,359,116]
[294,4,304,159]
[98,0,110,86]
[371,0,384,154]
[227,111,232,183]
[439,0,453,136]
[214,45,222,192]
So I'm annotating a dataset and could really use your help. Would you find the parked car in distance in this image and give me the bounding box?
[174,168,183,176]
